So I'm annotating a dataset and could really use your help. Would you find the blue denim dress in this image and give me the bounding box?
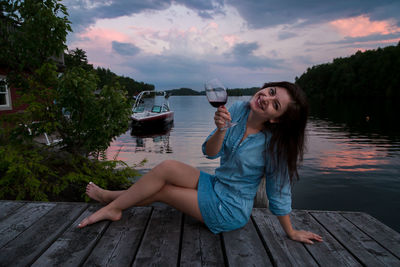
[198,101,292,234]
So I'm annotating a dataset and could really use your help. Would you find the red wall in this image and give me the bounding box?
[0,68,28,116]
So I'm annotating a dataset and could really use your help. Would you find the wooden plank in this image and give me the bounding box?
[290,210,361,266]
[31,204,110,267]
[254,176,268,208]
[0,201,25,221]
[340,212,400,259]
[180,215,225,267]
[223,219,273,267]
[83,207,152,267]
[0,202,55,248]
[311,212,400,266]
[252,208,318,266]
[132,206,182,267]
[0,203,87,267]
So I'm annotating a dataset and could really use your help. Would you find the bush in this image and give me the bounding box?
[0,143,141,202]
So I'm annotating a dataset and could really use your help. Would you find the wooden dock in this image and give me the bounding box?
[0,200,399,266]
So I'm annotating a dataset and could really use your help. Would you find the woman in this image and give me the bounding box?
[78,81,323,244]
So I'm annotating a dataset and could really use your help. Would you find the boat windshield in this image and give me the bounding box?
[133,106,145,113]
[151,106,162,113]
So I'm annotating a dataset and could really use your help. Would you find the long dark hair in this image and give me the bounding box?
[262,81,309,183]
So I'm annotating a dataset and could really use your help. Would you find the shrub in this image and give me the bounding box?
[0,143,141,202]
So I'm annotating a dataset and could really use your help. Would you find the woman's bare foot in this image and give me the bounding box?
[86,182,111,204]
[77,206,122,228]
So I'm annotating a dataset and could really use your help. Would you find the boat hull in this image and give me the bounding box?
[131,111,174,130]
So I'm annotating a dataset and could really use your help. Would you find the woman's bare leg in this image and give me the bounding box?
[86,182,159,206]
[78,160,201,228]
[86,182,125,204]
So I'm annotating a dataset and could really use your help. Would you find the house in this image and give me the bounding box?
[0,15,65,116]
[0,54,64,116]
[0,71,27,115]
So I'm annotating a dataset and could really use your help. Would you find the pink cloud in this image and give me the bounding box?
[208,22,219,29]
[80,27,130,42]
[75,27,131,52]
[223,34,239,47]
[330,15,400,37]
[129,26,162,40]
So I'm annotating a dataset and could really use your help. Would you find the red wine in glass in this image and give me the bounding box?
[209,100,227,108]
[205,78,237,130]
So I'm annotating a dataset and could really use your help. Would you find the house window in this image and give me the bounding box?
[0,75,12,110]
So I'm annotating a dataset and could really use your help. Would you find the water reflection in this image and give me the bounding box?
[130,121,173,154]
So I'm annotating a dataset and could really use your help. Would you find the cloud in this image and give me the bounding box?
[64,0,172,31]
[119,53,209,89]
[308,32,400,45]
[330,15,400,37]
[64,0,227,32]
[278,31,298,40]
[339,32,400,43]
[232,42,259,56]
[112,41,141,56]
[175,0,225,18]
[62,1,400,90]
[226,0,400,28]
[225,42,284,70]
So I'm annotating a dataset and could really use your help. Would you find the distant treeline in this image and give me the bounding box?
[295,42,400,100]
[65,48,155,99]
[166,87,260,96]
[166,88,202,95]
[96,67,155,98]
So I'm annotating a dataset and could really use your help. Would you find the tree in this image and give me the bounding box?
[64,48,93,71]
[0,1,140,202]
[296,43,400,100]
[55,66,132,157]
[1,0,71,73]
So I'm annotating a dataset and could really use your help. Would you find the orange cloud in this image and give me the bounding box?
[330,15,400,37]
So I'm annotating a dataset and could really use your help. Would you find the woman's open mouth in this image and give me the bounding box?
[257,95,264,111]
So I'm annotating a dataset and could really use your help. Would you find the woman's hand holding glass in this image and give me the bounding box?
[205,78,236,130]
[214,106,232,131]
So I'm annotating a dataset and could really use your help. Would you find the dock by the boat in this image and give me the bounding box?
[0,200,399,266]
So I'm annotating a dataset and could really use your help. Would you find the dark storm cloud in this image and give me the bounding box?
[306,32,400,45]
[175,0,225,18]
[64,0,400,32]
[63,0,225,31]
[226,42,284,70]
[226,0,400,28]
[331,32,400,44]
[64,0,171,31]
[278,31,298,40]
[112,41,141,56]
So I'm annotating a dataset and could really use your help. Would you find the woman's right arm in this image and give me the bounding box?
[204,106,231,157]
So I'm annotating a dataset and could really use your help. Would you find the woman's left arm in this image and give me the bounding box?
[277,214,323,244]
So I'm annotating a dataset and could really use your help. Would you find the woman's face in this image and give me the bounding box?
[249,86,292,123]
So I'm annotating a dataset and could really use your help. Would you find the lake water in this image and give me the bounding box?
[107,96,400,232]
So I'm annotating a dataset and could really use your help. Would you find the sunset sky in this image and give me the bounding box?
[63,0,400,90]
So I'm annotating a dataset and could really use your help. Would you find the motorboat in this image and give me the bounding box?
[131,91,174,129]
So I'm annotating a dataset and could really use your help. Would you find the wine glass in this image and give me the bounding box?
[205,78,237,130]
